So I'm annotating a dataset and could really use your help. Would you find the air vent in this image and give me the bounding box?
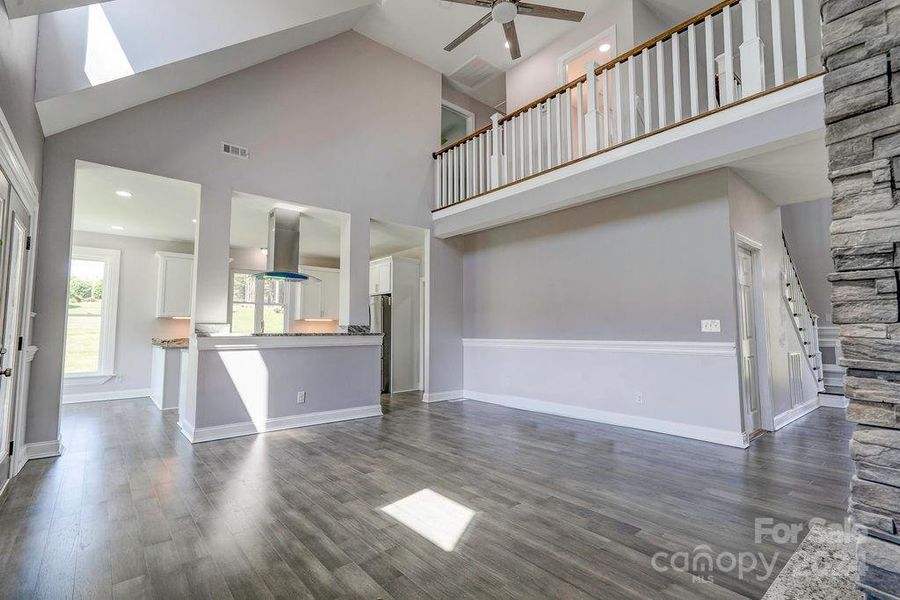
[222,142,249,159]
[449,56,501,90]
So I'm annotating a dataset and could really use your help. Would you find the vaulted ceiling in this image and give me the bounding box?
[28,0,711,136]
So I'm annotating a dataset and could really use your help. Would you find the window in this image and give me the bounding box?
[64,247,120,380]
[229,270,289,334]
[440,101,475,146]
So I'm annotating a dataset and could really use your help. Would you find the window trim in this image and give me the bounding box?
[64,246,121,381]
[228,268,291,334]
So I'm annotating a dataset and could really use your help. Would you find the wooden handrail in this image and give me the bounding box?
[433,0,742,159]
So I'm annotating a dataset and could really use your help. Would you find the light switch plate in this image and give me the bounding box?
[297,391,306,404]
[701,319,721,333]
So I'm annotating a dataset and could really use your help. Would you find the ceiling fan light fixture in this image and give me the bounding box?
[491,1,518,24]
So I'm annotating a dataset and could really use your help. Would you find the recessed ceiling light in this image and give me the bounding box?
[260,248,268,256]
[192,219,197,223]
[111,225,124,230]
[599,43,611,52]
[115,190,132,198]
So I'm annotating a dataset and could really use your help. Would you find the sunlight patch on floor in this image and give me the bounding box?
[381,488,475,552]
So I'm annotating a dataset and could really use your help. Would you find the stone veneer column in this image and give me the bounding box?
[821,0,900,596]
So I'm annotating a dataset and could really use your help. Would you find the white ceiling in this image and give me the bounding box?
[73,161,200,241]
[3,0,104,18]
[732,134,832,206]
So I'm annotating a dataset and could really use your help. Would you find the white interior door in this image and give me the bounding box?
[737,246,762,434]
[0,185,29,490]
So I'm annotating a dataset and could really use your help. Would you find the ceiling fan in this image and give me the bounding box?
[443,1,585,60]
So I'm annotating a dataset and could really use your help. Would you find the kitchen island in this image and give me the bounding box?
[179,329,383,443]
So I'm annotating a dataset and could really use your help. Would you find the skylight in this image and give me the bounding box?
[84,4,134,86]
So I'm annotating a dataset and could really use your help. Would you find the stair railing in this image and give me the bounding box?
[782,235,825,392]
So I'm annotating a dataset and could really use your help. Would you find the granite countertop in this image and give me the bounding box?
[152,337,189,349]
[195,325,381,338]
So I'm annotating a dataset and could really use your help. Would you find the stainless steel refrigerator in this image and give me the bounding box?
[369,294,391,393]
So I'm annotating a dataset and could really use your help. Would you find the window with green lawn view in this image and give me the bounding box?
[230,271,288,334]
[64,248,120,377]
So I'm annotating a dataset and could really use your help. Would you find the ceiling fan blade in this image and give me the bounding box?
[503,21,521,60]
[442,0,493,7]
[516,2,585,22]
[444,12,493,52]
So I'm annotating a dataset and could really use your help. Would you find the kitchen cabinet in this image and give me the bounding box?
[292,266,340,320]
[150,344,184,410]
[156,251,193,318]
[369,258,392,295]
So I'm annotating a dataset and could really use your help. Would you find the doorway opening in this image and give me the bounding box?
[734,236,771,441]
[61,161,200,420]
[369,220,428,397]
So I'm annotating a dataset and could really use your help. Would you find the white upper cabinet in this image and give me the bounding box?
[369,258,392,295]
[293,266,340,320]
[156,251,193,318]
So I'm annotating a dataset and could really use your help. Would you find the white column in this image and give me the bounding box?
[739,0,766,95]
[584,61,601,153]
[489,113,502,188]
[339,213,370,327]
[192,184,231,327]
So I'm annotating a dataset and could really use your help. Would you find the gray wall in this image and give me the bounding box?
[29,31,464,444]
[0,6,42,185]
[463,171,737,342]
[67,231,193,396]
[441,76,497,131]
[781,198,834,326]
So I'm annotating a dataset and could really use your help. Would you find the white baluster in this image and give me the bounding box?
[724,5,735,103]
[536,103,544,171]
[563,88,572,162]
[771,0,784,86]
[585,62,601,152]
[688,24,700,117]
[627,56,637,139]
[614,63,623,144]
[740,0,766,95]
[642,48,652,133]
[601,69,610,148]
[509,116,517,182]
[705,15,716,109]
[518,113,525,176]
[672,32,682,122]
[656,40,666,128]
[489,113,501,189]
[793,0,807,77]
[501,120,509,184]
[527,108,535,175]
[550,96,562,167]
[576,81,585,157]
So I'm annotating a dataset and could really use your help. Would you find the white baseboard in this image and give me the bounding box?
[182,405,383,444]
[423,390,464,403]
[464,390,747,448]
[819,394,849,409]
[62,387,152,405]
[24,439,63,460]
[774,397,820,430]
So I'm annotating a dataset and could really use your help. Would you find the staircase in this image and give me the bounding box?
[781,235,825,393]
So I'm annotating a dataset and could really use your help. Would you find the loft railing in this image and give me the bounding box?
[433,0,822,211]
[782,235,825,392]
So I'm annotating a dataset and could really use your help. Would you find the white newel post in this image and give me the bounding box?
[489,113,502,189]
[584,61,601,153]
[739,0,766,96]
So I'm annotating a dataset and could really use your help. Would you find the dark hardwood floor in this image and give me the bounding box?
[0,395,852,599]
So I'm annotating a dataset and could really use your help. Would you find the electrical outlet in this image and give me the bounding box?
[701,319,721,333]
[296,391,306,404]
[635,392,643,404]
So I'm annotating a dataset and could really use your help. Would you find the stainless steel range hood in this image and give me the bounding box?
[255,207,319,282]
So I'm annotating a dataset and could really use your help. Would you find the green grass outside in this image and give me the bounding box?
[231,303,285,334]
[64,300,102,374]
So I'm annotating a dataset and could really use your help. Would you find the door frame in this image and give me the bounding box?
[733,233,775,436]
[441,100,475,139]
[0,105,41,479]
